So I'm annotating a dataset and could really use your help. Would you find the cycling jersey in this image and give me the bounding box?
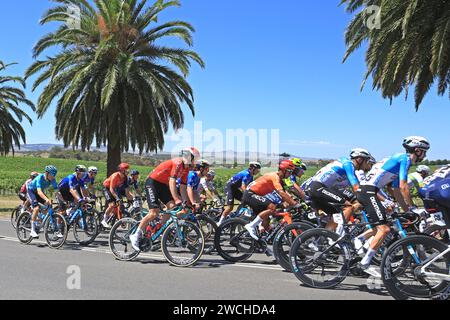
[361,153,411,189]
[301,177,313,192]
[248,172,283,196]
[419,166,450,208]
[187,171,201,191]
[199,177,215,193]
[283,175,299,188]
[227,169,253,189]
[21,178,33,194]
[149,158,190,185]
[103,172,127,191]
[81,173,95,187]
[311,158,359,189]
[27,174,58,192]
[116,177,139,196]
[59,174,86,192]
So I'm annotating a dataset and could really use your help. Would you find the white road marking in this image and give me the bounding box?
[0,233,283,271]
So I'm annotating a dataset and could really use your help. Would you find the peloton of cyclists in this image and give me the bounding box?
[187,160,211,211]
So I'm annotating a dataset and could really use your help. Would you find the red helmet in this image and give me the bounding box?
[118,163,130,172]
[30,172,39,179]
[279,160,295,173]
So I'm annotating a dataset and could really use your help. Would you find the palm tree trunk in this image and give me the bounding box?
[107,118,121,177]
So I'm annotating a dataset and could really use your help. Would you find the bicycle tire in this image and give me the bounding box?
[16,212,33,244]
[290,228,351,289]
[214,218,256,263]
[273,222,314,272]
[11,206,22,230]
[73,212,98,246]
[109,218,141,261]
[381,235,450,300]
[44,213,68,249]
[196,214,218,254]
[161,220,205,267]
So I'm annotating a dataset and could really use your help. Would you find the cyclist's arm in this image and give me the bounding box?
[344,161,360,192]
[179,183,190,205]
[37,188,51,205]
[125,188,134,201]
[292,183,306,200]
[109,176,121,201]
[169,177,182,204]
[187,186,197,205]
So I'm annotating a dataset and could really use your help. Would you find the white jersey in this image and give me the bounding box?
[361,153,411,189]
[407,172,424,189]
[198,177,215,194]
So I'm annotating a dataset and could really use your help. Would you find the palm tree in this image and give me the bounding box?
[341,0,450,110]
[0,61,35,155]
[26,0,205,176]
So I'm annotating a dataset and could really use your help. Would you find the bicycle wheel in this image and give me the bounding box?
[109,218,141,261]
[424,225,450,244]
[381,235,450,300]
[73,212,98,246]
[161,220,204,267]
[43,213,68,249]
[11,206,22,230]
[273,222,313,272]
[214,218,256,263]
[196,214,218,254]
[16,212,33,244]
[290,228,351,289]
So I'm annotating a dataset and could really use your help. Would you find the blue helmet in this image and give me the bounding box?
[45,165,58,177]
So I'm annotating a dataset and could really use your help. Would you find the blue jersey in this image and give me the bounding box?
[312,157,359,189]
[58,174,85,192]
[362,153,411,189]
[419,166,450,209]
[27,174,58,192]
[227,170,253,189]
[81,173,95,187]
[117,177,139,195]
[187,171,201,191]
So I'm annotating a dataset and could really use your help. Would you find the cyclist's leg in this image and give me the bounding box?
[309,182,346,232]
[243,191,273,239]
[219,184,235,221]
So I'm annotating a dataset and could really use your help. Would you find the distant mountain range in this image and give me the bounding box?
[15,144,325,162]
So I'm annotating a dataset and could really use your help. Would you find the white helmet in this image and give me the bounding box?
[180,147,201,163]
[368,156,376,164]
[207,170,216,177]
[88,166,98,173]
[350,148,372,160]
[249,162,262,169]
[416,165,431,175]
[403,136,430,152]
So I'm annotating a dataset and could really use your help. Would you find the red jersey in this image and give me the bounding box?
[248,172,284,196]
[149,158,190,185]
[103,172,127,190]
[20,179,32,193]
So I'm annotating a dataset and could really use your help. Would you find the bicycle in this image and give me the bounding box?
[381,235,450,300]
[63,200,99,246]
[16,204,68,249]
[10,204,24,230]
[109,204,205,267]
[289,208,419,289]
[96,198,139,234]
[214,206,311,263]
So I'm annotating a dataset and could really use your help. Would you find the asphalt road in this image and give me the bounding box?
[0,218,392,300]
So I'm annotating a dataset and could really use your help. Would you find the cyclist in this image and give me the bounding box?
[187,160,210,210]
[129,147,201,251]
[283,158,308,201]
[308,148,373,233]
[57,165,88,216]
[217,162,262,226]
[27,166,59,238]
[243,160,301,241]
[19,172,39,213]
[356,136,431,277]
[408,165,431,199]
[116,170,141,200]
[199,170,221,203]
[419,165,450,210]
[79,166,98,199]
[102,163,133,228]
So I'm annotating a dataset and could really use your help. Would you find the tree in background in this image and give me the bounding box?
[27,0,204,176]
[0,61,35,155]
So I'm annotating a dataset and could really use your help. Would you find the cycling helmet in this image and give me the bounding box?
[45,165,58,177]
[118,163,130,172]
[291,158,307,171]
[249,162,262,170]
[207,170,216,177]
[30,172,39,179]
[88,166,98,174]
[75,165,87,173]
[279,160,295,173]
[130,170,140,176]
[368,156,376,165]
[180,147,201,163]
[416,165,431,175]
[195,159,210,170]
[350,148,372,159]
[403,136,430,153]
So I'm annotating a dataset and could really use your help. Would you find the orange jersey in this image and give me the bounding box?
[149,158,190,185]
[248,172,284,196]
[103,172,127,190]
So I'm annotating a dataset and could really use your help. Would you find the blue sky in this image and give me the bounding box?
[0,0,448,160]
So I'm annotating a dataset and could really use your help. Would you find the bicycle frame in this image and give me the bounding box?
[419,245,450,281]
